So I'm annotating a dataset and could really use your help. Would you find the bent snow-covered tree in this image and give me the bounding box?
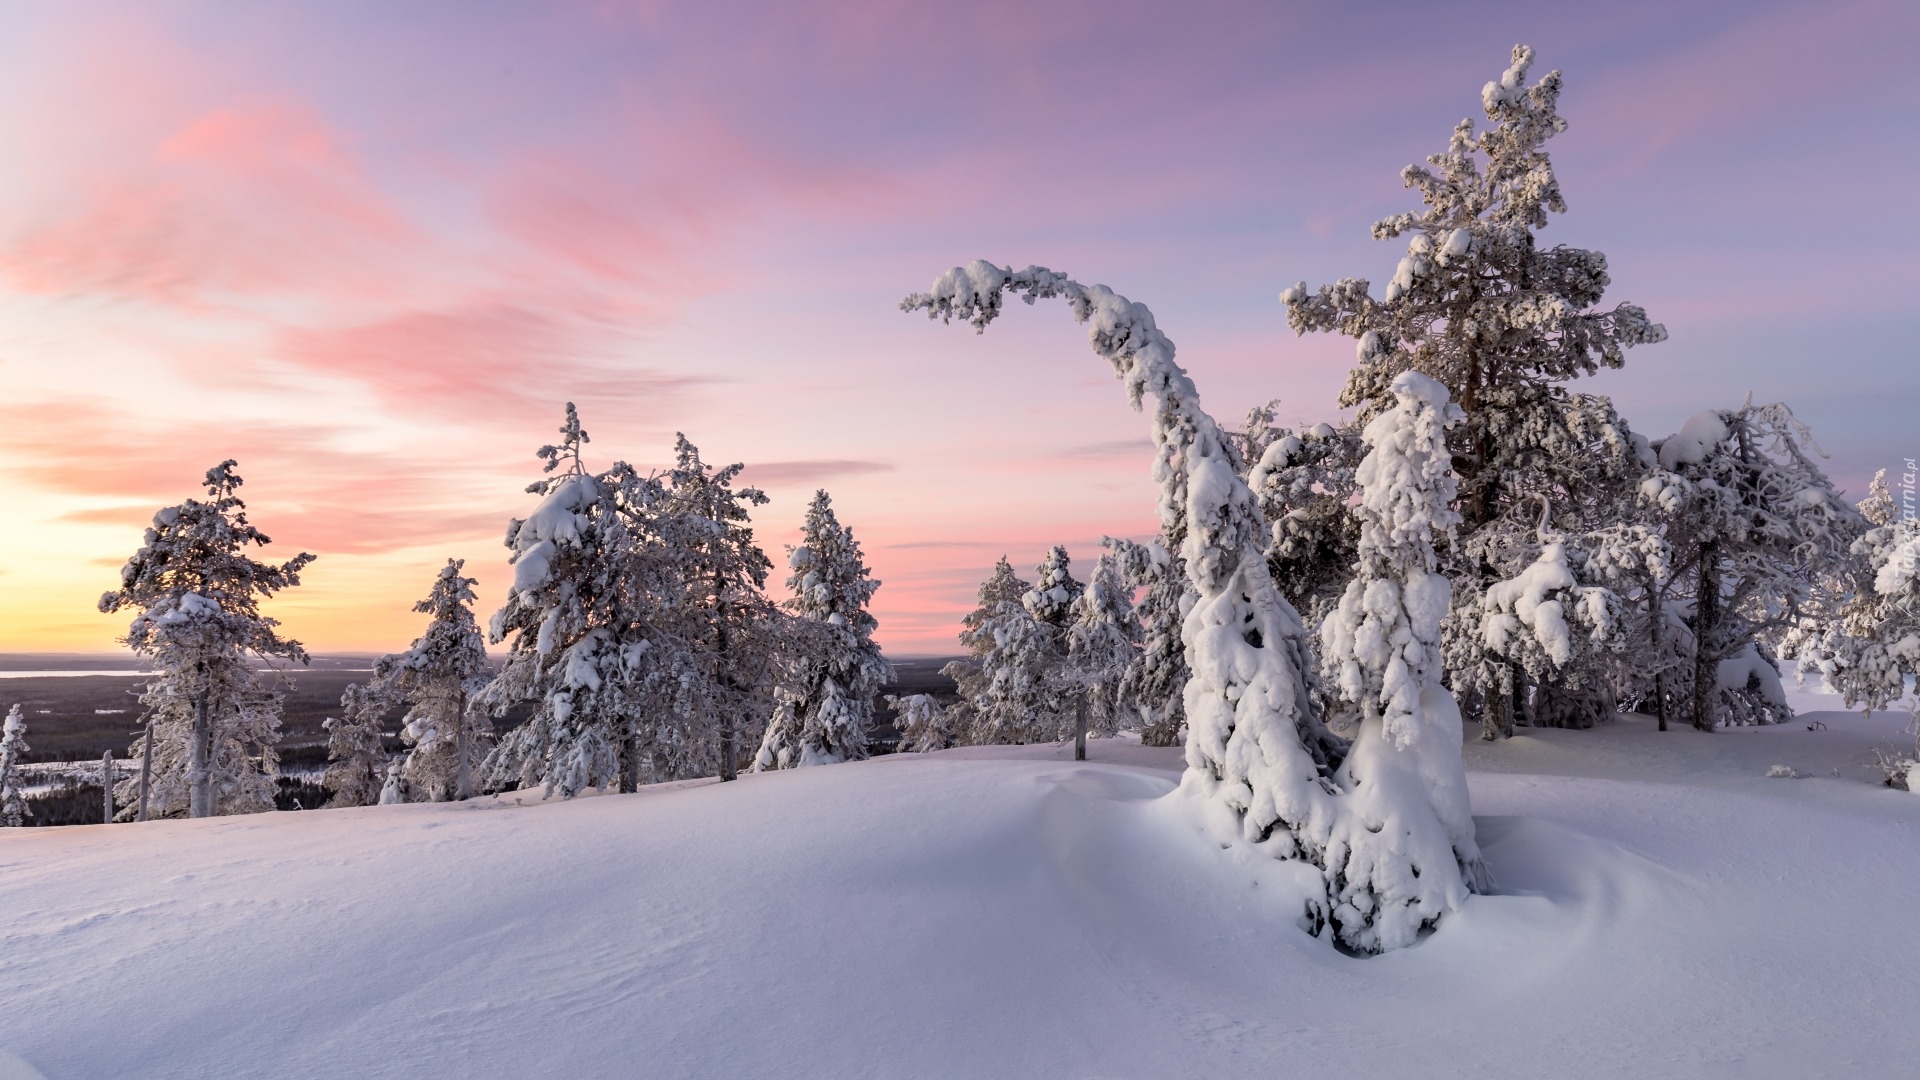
[754,489,891,770]
[905,261,1485,953]
[99,462,314,818]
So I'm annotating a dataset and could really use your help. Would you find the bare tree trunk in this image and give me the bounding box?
[137,721,154,821]
[1481,663,1514,741]
[1074,695,1087,761]
[1511,668,1531,728]
[716,570,737,783]
[102,752,114,824]
[619,721,641,794]
[1650,576,1669,732]
[455,690,472,801]
[189,661,212,818]
[1692,541,1720,733]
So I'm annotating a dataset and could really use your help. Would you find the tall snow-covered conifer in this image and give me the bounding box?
[1282,45,1665,735]
[483,406,701,796]
[99,462,314,818]
[907,261,1480,952]
[754,490,891,770]
[364,560,492,801]
[1065,550,1142,747]
[943,557,1032,743]
[1,704,29,827]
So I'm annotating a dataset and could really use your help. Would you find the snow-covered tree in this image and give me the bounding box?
[322,683,390,808]
[1787,467,1920,769]
[659,433,779,782]
[942,556,1032,743]
[1247,419,1363,627]
[379,760,407,805]
[754,490,892,770]
[887,693,951,753]
[99,462,314,818]
[1064,549,1142,753]
[482,406,706,797]
[907,260,1484,953]
[1107,537,1188,746]
[363,560,492,801]
[1317,371,1489,946]
[1281,44,1665,735]
[1,704,30,827]
[1641,401,1863,729]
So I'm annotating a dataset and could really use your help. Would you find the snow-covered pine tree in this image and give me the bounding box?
[1281,45,1665,735]
[369,560,492,801]
[887,693,951,753]
[659,434,779,782]
[906,260,1478,952]
[1,704,30,827]
[942,556,1032,743]
[1319,370,1489,945]
[1064,549,1141,756]
[482,406,706,796]
[379,760,407,805]
[953,546,1083,746]
[1246,419,1363,628]
[1641,401,1863,729]
[322,683,390,808]
[753,489,892,770]
[99,462,315,818]
[1106,537,1188,746]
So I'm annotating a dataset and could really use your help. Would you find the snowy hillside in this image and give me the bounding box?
[3,709,1918,1078]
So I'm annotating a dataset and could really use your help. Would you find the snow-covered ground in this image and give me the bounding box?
[2,710,1917,1079]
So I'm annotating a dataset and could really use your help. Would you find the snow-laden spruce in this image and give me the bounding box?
[1,704,29,827]
[1282,44,1665,736]
[1106,537,1189,746]
[1065,549,1143,751]
[887,693,951,753]
[344,560,493,802]
[98,462,314,818]
[485,406,782,792]
[754,490,891,770]
[943,557,1033,743]
[906,261,1484,952]
[322,683,389,809]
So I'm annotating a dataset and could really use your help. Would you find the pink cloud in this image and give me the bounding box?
[1,102,417,310]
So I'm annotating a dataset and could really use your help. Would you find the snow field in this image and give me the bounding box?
[4,716,1920,1078]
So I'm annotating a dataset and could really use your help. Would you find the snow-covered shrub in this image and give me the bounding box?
[754,490,891,770]
[98,461,314,818]
[887,694,951,754]
[906,261,1482,954]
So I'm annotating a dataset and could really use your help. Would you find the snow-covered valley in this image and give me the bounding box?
[2,709,1915,1079]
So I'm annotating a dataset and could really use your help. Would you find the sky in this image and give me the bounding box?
[0,0,1913,657]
